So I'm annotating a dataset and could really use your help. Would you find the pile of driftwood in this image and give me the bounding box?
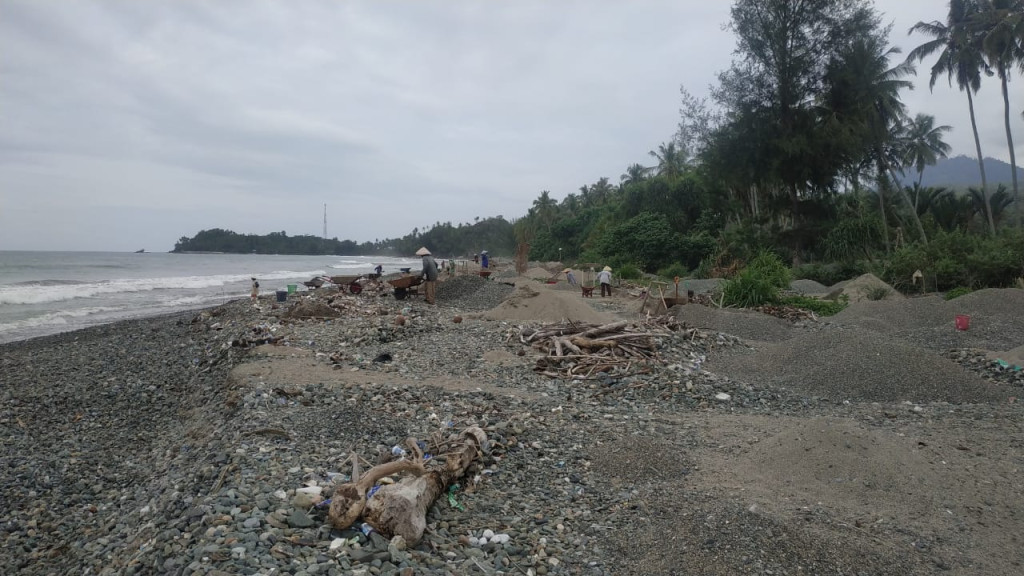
[516,319,673,380]
[753,304,818,322]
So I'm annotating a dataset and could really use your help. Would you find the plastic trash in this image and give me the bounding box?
[447,484,465,511]
[360,522,375,536]
[391,445,406,456]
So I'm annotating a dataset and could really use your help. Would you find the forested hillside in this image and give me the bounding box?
[173,217,515,257]
[897,156,1024,188]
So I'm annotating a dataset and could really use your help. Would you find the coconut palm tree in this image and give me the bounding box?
[908,0,996,234]
[836,36,923,249]
[589,177,615,206]
[973,0,1023,224]
[531,190,558,233]
[648,141,687,178]
[619,163,650,185]
[903,113,953,189]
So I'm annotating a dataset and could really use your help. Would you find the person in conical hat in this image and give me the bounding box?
[597,266,613,297]
[563,268,578,286]
[417,247,438,304]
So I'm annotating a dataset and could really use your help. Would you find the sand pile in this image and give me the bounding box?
[523,266,556,280]
[673,304,799,343]
[481,281,618,324]
[706,328,1007,403]
[827,273,903,303]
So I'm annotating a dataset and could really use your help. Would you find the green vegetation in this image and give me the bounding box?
[720,251,791,307]
[944,287,974,300]
[778,295,849,317]
[173,217,515,257]
[176,1,1024,302]
[616,264,642,281]
[506,0,1024,304]
[864,286,893,301]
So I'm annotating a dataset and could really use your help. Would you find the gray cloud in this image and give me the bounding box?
[0,0,1020,251]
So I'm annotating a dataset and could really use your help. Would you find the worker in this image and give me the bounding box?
[250,277,260,301]
[564,268,578,286]
[598,266,613,297]
[480,251,489,269]
[374,264,383,276]
[416,247,439,305]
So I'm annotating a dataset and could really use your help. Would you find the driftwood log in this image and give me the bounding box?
[328,427,488,545]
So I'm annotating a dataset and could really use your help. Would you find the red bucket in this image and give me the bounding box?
[955,314,970,331]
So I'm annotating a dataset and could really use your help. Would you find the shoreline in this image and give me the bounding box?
[3,282,1024,575]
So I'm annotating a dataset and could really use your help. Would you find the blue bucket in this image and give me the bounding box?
[276,290,287,302]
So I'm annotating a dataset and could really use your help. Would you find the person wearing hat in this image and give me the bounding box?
[416,247,439,304]
[480,250,489,269]
[563,268,578,286]
[597,266,613,297]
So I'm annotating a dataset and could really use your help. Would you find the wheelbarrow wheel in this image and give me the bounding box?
[394,287,408,300]
[348,282,363,294]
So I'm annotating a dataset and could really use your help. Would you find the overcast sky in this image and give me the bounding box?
[1,1,1021,252]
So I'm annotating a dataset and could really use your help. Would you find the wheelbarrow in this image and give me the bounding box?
[303,276,330,289]
[388,275,423,300]
[329,274,366,294]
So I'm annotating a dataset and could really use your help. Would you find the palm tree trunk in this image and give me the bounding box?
[875,156,891,254]
[967,89,996,234]
[999,75,1021,228]
[890,167,929,244]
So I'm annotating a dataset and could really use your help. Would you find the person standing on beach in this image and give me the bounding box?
[417,247,439,304]
[597,266,612,297]
[250,278,260,301]
[564,268,578,286]
[480,251,489,269]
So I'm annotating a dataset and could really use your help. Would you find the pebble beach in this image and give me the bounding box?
[3,272,1024,576]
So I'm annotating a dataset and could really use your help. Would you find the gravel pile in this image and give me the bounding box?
[833,289,1024,352]
[706,327,1008,403]
[436,275,515,311]
[944,348,1024,387]
[789,278,830,294]
[672,304,812,342]
[3,287,1021,576]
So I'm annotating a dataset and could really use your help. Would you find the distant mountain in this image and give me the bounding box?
[899,155,1024,188]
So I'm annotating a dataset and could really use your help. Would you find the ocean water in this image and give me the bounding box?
[0,251,421,344]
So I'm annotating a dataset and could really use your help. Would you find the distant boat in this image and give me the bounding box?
[134,249,145,253]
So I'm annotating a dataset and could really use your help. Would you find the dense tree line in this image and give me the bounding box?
[177,1,1022,293]
[172,217,516,258]
[514,0,1024,290]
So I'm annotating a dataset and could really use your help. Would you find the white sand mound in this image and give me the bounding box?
[482,281,618,324]
[827,273,903,303]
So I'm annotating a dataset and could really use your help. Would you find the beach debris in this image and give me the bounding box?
[328,426,489,546]
[516,319,673,380]
[752,304,818,322]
